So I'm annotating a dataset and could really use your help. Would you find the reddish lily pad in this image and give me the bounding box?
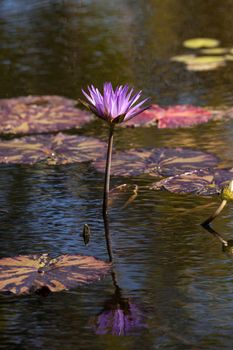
[122,104,213,128]
[0,133,106,165]
[0,253,111,295]
[0,95,93,135]
[149,168,233,196]
[93,148,218,177]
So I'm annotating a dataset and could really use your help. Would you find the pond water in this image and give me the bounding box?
[1,1,233,349]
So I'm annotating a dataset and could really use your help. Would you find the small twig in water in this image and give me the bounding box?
[123,184,139,208]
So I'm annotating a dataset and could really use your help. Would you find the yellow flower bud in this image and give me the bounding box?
[221,180,233,201]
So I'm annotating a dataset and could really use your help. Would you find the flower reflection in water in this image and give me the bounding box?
[94,285,146,336]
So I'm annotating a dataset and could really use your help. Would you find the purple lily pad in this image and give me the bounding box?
[93,148,219,177]
[0,253,111,295]
[0,133,106,165]
[122,104,213,128]
[0,95,93,135]
[149,168,233,196]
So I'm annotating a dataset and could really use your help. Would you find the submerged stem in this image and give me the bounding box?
[202,224,228,246]
[202,199,227,226]
[102,125,115,262]
[103,212,113,262]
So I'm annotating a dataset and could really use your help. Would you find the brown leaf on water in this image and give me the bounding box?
[93,148,219,178]
[0,133,106,165]
[149,168,233,196]
[0,95,93,135]
[0,253,111,295]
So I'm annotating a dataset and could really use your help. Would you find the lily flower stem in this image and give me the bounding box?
[202,199,228,226]
[103,124,115,216]
[103,124,115,262]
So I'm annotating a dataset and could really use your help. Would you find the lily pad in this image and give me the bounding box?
[149,168,233,196]
[186,56,226,71]
[123,105,162,128]
[0,253,111,295]
[170,54,196,63]
[225,55,233,61]
[200,48,228,55]
[93,148,218,177]
[0,95,93,135]
[0,133,106,165]
[183,38,220,49]
[122,104,213,129]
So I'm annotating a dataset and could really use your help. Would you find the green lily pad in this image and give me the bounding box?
[0,133,106,165]
[93,148,219,177]
[0,95,93,135]
[183,38,220,49]
[186,56,226,71]
[225,55,233,61]
[187,56,225,64]
[170,54,196,63]
[149,168,233,196]
[200,48,228,55]
[0,253,111,295]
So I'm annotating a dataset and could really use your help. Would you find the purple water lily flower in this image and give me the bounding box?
[80,83,149,262]
[81,82,149,124]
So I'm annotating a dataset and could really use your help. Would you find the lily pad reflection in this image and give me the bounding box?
[0,95,93,135]
[0,133,106,165]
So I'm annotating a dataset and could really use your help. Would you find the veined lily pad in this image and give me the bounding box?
[183,38,220,49]
[0,133,106,165]
[0,95,93,135]
[0,253,111,295]
[123,104,213,129]
[93,148,218,177]
[149,168,233,196]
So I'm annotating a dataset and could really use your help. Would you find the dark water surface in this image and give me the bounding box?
[1,1,233,349]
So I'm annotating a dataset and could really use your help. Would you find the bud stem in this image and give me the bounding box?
[202,199,227,226]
